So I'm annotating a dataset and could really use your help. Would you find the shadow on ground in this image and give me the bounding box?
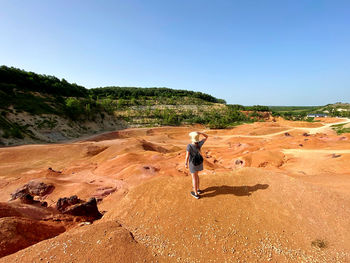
[201,184,269,198]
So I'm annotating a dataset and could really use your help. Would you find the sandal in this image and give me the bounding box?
[190,191,200,199]
[197,190,203,194]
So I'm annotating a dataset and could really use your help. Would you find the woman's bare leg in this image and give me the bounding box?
[191,172,199,195]
[196,173,200,192]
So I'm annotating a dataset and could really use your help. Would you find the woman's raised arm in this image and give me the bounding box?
[198,131,208,141]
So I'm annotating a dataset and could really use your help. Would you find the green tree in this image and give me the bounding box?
[65,98,82,120]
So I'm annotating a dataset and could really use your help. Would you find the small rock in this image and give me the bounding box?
[48,167,62,173]
[78,222,91,227]
[235,159,244,165]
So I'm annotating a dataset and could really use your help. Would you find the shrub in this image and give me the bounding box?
[65,97,83,120]
[10,127,24,139]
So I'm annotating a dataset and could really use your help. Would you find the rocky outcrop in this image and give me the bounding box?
[10,180,54,201]
[63,198,102,220]
[56,195,81,212]
[19,193,46,206]
[56,196,102,221]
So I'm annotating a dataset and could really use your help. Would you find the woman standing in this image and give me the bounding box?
[185,131,208,199]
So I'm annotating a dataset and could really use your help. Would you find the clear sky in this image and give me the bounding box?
[1,0,350,105]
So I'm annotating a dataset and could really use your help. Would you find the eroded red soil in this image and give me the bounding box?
[0,118,350,262]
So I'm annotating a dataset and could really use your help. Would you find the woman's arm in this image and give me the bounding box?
[198,131,208,142]
[185,151,189,168]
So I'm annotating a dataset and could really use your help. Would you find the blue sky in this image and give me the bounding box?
[1,0,349,105]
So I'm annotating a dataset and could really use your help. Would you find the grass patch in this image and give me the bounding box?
[305,117,320,122]
[330,123,345,128]
[331,123,350,134]
[336,128,350,135]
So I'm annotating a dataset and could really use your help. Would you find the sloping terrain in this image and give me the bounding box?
[1,65,233,146]
[0,118,350,262]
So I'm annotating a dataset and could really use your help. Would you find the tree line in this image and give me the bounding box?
[0,65,272,135]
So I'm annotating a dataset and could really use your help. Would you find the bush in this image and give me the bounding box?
[208,119,228,129]
[2,130,10,138]
[65,98,83,120]
[10,127,24,139]
[160,109,181,126]
[246,105,270,112]
[2,127,24,139]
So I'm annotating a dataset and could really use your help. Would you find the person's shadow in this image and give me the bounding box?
[201,184,269,198]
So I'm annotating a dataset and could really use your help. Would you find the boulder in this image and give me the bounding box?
[56,195,81,212]
[19,194,36,204]
[63,198,102,220]
[10,180,54,201]
[56,196,102,221]
[16,193,48,207]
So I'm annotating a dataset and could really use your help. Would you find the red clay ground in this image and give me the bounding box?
[0,118,350,262]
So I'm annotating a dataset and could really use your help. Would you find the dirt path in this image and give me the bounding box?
[217,118,350,139]
[283,149,350,155]
[294,118,350,134]
[218,128,295,138]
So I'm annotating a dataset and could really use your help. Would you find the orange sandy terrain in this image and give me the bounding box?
[1,118,350,262]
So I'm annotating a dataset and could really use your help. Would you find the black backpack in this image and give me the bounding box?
[191,144,203,166]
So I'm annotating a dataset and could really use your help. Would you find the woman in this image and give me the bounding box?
[185,131,208,199]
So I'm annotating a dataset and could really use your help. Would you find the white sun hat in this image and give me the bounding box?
[189,131,200,143]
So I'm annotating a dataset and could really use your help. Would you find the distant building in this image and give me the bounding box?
[307,114,328,118]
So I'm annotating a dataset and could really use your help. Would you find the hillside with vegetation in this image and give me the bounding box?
[269,106,321,120]
[319,103,350,117]
[269,104,350,121]
[1,66,273,146]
